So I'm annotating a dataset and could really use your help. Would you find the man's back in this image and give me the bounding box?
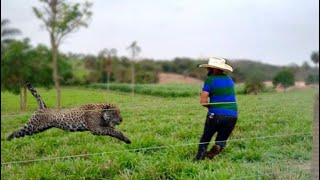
[202,74,238,117]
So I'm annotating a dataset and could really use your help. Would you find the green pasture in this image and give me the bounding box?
[89,83,205,97]
[1,85,318,179]
[89,83,253,97]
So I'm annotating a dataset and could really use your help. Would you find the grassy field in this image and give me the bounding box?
[88,83,252,97]
[1,85,318,179]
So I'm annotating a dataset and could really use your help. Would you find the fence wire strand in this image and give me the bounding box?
[0,102,237,117]
[1,132,311,165]
[1,108,118,117]
[232,170,309,180]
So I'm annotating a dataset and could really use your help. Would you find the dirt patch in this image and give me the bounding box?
[264,81,273,87]
[158,73,202,84]
[295,81,306,88]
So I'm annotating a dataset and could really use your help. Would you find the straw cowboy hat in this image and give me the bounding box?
[198,57,233,73]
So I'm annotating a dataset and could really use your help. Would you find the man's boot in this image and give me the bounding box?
[194,147,207,161]
[204,144,221,159]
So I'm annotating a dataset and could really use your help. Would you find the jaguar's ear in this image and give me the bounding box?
[107,104,116,109]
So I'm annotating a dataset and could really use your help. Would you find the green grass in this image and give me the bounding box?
[89,83,205,97]
[1,85,318,179]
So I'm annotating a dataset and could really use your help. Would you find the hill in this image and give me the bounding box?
[157,58,318,83]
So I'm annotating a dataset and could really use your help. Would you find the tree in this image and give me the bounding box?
[273,68,295,92]
[33,0,92,108]
[98,48,117,91]
[301,61,311,71]
[305,74,319,85]
[288,63,299,74]
[1,19,21,55]
[311,51,319,68]
[135,60,160,83]
[244,72,265,95]
[126,41,141,95]
[1,39,52,111]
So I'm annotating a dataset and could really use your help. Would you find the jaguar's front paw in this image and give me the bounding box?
[124,138,131,144]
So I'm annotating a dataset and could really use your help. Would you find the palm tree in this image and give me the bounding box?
[126,41,141,95]
[311,51,319,68]
[1,19,21,54]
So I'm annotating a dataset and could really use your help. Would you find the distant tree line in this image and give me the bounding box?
[2,41,318,89]
[3,47,318,80]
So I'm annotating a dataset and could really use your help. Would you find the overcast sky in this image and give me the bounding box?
[1,0,319,66]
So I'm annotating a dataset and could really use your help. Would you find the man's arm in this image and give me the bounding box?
[200,91,210,109]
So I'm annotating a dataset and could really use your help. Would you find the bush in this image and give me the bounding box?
[273,68,295,90]
[244,73,265,95]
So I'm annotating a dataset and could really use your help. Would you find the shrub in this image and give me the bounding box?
[244,73,265,95]
[273,68,295,91]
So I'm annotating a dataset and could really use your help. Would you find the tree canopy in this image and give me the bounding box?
[1,19,21,55]
[272,68,295,90]
[33,0,93,108]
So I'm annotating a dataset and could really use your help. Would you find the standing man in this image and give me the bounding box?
[195,57,238,160]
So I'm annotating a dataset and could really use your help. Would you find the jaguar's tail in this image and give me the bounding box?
[26,81,47,110]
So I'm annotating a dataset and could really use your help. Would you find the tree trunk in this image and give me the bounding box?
[19,82,27,111]
[53,46,61,109]
[20,88,23,111]
[131,50,135,96]
[50,33,61,109]
[131,62,135,96]
[107,72,110,92]
[106,57,112,92]
[23,86,27,111]
[49,0,61,109]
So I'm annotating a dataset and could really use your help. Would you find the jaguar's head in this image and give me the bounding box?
[102,106,122,128]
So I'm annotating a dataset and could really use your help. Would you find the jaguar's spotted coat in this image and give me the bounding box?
[7,82,131,144]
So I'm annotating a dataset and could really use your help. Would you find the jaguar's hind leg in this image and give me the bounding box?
[7,116,53,141]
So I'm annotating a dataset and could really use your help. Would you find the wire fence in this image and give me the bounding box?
[0,102,238,118]
[1,132,312,165]
[1,91,310,116]
[1,91,317,179]
[0,108,118,117]
[0,103,304,118]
